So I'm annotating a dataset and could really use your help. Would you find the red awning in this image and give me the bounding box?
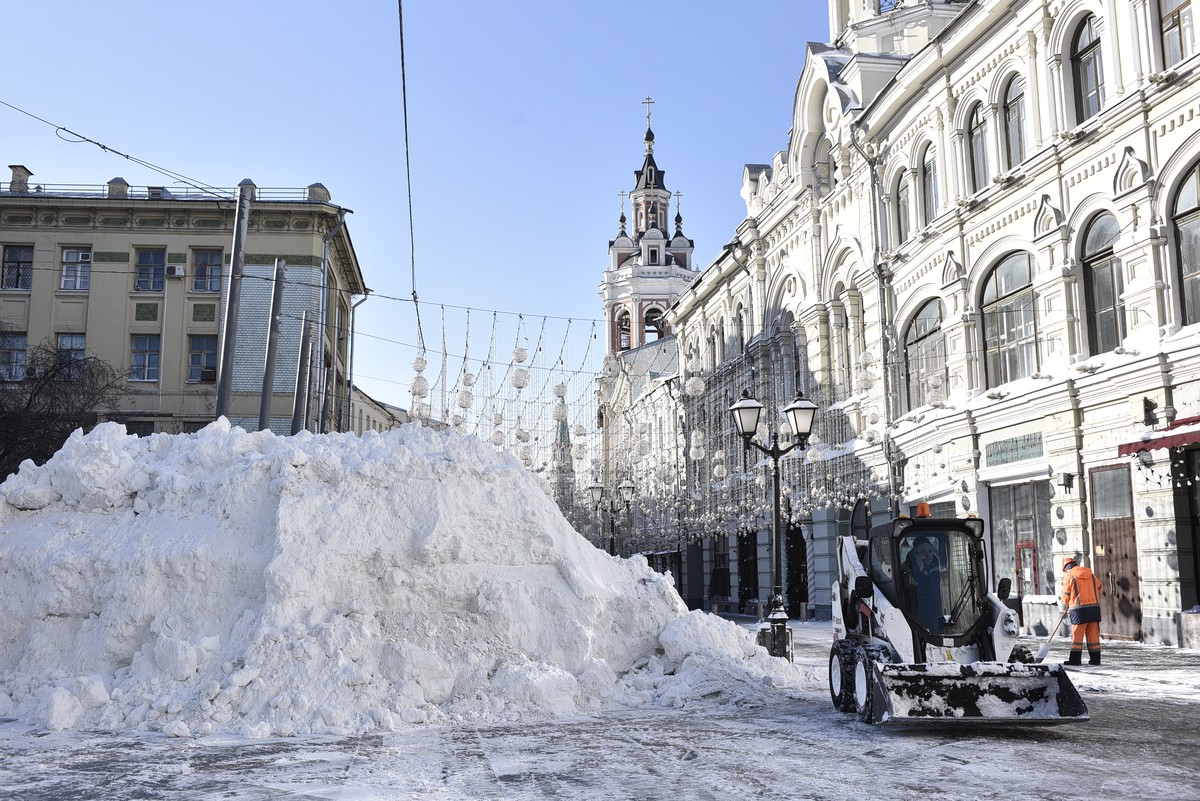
[1117,415,1200,456]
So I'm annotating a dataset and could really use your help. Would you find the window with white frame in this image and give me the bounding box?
[56,333,86,380]
[895,171,911,245]
[1003,75,1026,169]
[967,104,989,192]
[1072,14,1105,123]
[135,248,165,292]
[187,335,218,382]
[903,299,946,411]
[1174,160,1200,326]
[920,146,938,225]
[0,333,26,381]
[982,252,1039,387]
[1082,213,1125,353]
[1,245,33,290]
[1161,0,1196,68]
[60,248,91,291]
[192,249,222,293]
[130,334,160,381]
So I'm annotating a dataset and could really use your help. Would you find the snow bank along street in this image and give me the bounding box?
[0,422,819,738]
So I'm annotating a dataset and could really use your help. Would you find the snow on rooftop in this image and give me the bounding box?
[0,421,818,738]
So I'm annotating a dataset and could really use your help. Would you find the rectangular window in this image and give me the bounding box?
[192,303,217,323]
[56,333,86,380]
[984,291,1039,386]
[0,333,27,381]
[187,335,218,382]
[135,248,165,292]
[2,245,33,290]
[192,249,222,293]
[134,303,159,322]
[989,481,1053,597]
[130,334,160,382]
[125,421,155,437]
[60,248,92,291]
[1162,0,1195,68]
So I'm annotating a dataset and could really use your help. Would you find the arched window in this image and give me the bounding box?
[967,104,989,192]
[1162,0,1197,67]
[1173,161,1200,325]
[982,252,1039,387]
[735,306,746,352]
[644,308,666,341]
[903,299,946,411]
[1072,15,1105,123]
[617,310,631,351]
[1003,75,1026,168]
[1082,213,1124,353]
[895,171,911,245]
[920,145,938,225]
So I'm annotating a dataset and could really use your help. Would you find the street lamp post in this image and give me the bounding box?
[590,481,636,556]
[729,389,818,661]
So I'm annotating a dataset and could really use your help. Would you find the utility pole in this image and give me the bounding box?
[215,180,254,420]
[258,258,286,431]
[290,311,313,435]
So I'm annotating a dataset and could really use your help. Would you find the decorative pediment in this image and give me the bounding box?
[1033,194,1065,240]
[941,250,965,286]
[1113,146,1153,196]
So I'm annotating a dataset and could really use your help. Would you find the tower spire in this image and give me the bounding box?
[642,95,655,154]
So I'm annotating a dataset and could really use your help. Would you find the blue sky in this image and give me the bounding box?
[4,1,830,418]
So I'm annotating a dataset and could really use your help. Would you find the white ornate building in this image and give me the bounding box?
[612,0,1200,646]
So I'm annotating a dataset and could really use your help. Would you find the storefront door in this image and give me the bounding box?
[1089,465,1142,641]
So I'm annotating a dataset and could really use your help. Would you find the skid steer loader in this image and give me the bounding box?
[829,504,1088,725]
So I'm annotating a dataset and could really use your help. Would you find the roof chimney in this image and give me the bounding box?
[8,165,32,193]
[307,182,331,202]
[108,177,129,199]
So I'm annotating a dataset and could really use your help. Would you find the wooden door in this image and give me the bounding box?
[1089,465,1142,640]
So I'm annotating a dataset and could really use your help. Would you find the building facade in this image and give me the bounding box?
[608,0,1200,647]
[0,167,365,441]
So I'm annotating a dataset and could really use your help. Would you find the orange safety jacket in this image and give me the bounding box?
[1062,564,1103,624]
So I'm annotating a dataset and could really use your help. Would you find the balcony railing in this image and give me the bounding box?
[0,182,325,203]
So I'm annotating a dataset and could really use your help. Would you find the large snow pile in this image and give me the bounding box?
[0,421,818,738]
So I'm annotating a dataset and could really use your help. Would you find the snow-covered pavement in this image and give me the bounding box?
[4,620,1199,801]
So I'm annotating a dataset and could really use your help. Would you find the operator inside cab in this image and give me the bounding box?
[902,534,945,631]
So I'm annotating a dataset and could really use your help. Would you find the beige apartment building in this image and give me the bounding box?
[0,166,365,437]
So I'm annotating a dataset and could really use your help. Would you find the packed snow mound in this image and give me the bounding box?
[0,421,818,737]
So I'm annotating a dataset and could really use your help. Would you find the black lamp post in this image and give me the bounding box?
[729,389,818,660]
[590,480,636,555]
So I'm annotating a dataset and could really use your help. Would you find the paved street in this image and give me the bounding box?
[3,620,1198,801]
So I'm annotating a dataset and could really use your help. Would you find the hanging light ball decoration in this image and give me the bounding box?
[713,463,728,479]
[510,368,530,389]
[806,447,824,462]
[553,382,568,398]
[493,412,504,426]
[513,347,528,364]
[571,443,586,460]
[412,355,427,374]
[689,445,707,461]
[461,371,476,387]
[515,428,531,443]
[410,375,429,398]
[451,415,464,428]
[685,376,706,397]
[490,430,505,447]
[519,446,532,463]
[552,402,568,422]
[412,401,430,419]
[457,390,473,409]
[573,424,586,438]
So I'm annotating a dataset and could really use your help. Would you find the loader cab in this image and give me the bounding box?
[864,514,989,646]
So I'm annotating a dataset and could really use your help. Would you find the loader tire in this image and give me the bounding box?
[1009,645,1034,664]
[829,641,857,713]
[854,649,879,724]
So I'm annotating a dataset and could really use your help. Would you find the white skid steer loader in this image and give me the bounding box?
[829,504,1088,725]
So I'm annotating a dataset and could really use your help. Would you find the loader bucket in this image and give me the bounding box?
[864,661,1088,725]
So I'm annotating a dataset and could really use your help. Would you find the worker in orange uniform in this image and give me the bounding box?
[1061,557,1103,666]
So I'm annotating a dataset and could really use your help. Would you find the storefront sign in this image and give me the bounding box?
[985,432,1043,466]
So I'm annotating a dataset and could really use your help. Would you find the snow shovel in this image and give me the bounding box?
[1034,608,1069,663]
